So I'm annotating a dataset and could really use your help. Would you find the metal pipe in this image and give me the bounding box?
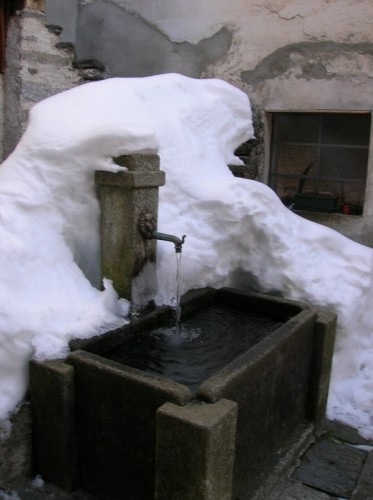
[151,231,186,253]
[138,211,186,253]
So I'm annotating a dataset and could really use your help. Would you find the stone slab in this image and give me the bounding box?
[319,419,373,446]
[352,451,373,500]
[275,480,333,499]
[293,440,366,498]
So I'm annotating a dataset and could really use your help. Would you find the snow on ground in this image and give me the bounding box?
[0,74,372,438]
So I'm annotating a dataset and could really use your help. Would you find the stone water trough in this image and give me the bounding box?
[29,286,336,500]
[29,154,336,499]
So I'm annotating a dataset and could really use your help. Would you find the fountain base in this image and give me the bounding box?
[29,287,336,499]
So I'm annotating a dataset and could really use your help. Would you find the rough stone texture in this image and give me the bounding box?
[352,451,373,500]
[156,399,237,500]
[66,350,192,500]
[95,154,165,303]
[231,105,265,182]
[275,481,333,499]
[196,288,323,499]
[306,311,337,423]
[248,424,315,500]
[293,440,366,498]
[0,403,32,487]
[29,359,78,492]
[3,15,23,160]
[318,419,373,446]
[0,479,97,499]
[3,8,80,158]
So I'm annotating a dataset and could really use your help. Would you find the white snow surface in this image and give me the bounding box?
[0,74,372,438]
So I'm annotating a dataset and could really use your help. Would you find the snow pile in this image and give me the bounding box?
[0,74,372,438]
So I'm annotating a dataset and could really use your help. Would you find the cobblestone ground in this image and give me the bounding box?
[272,420,373,500]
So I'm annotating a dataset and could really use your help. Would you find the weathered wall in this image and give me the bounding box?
[19,0,373,244]
[43,0,373,244]
[3,3,80,158]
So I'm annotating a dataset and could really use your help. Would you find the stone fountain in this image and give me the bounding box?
[29,154,336,500]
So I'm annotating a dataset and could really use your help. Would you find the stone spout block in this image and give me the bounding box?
[95,154,165,302]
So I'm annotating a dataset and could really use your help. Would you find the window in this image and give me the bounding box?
[269,112,371,215]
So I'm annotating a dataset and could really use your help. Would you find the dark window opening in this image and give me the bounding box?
[0,0,25,73]
[269,112,371,215]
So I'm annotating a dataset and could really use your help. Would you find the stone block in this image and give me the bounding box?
[29,359,77,492]
[114,153,160,171]
[66,350,192,500]
[306,310,337,422]
[197,307,317,497]
[155,399,237,500]
[352,451,373,500]
[0,403,32,487]
[95,155,165,302]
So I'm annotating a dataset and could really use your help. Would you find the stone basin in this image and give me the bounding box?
[29,287,336,499]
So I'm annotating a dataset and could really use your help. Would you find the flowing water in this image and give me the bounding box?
[103,306,283,394]
[174,252,182,331]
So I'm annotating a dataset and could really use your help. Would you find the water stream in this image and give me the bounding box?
[174,252,182,332]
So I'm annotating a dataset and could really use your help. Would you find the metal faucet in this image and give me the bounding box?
[151,231,186,253]
[138,211,186,253]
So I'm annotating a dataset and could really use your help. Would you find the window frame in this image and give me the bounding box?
[268,110,372,215]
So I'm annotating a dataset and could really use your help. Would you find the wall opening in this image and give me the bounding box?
[269,112,371,215]
[0,0,25,73]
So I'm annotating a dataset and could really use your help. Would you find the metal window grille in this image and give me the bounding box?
[269,112,371,215]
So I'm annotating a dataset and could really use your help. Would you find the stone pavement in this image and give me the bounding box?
[1,420,372,499]
[271,420,373,500]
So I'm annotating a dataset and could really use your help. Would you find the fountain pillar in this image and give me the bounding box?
[95,154,165,304]
[156,399,237,499]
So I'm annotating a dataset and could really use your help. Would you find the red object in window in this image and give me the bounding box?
[342,204,350,215]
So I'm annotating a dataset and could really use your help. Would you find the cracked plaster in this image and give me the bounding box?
[74,1,233,78]
[241,42,373,86]
[26,0,373,244]
[45,1,373,86]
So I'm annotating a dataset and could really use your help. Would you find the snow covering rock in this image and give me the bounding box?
[0,74,372,438]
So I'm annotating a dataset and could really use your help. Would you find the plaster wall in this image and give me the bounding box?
[38,0,373,244]
[44,0,78,44]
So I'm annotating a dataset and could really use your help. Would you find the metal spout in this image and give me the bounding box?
[138,211,186,253]
[151,231,186,253]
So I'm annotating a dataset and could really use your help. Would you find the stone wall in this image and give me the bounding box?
[3,3,80,158]
[0,404,32,487]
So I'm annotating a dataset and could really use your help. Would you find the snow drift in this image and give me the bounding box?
[0,74,372,438]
